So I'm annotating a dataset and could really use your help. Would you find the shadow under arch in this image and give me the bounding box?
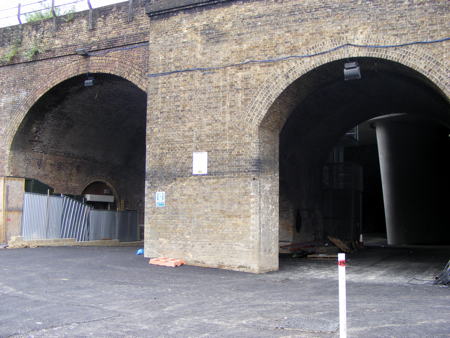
[81,180,120,210]
[82,180,120,200]
[254,55,450,269]
[249,45,449,129]
[5,56,147,157]
[8,71,147,219]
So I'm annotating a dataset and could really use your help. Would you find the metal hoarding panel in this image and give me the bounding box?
[89,210,117,241]
[22,193,46,240]
[21,193,138,243]
[47,196,63,239]
[60,196,90,242]
[117,210,138,242]
[22,193,63,240]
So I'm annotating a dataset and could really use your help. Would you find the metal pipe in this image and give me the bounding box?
[51,0,56,17]
[17,3,22,24]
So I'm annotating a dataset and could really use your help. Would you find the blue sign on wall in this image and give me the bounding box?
[155,191,165,207]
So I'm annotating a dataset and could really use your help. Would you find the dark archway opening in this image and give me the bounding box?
[328,121,386,242]
[9,73,147,226]
[278,58,449,254]
[82,181,118,211]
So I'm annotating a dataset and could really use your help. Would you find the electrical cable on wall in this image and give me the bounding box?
[146,37,450,78]
[87,42,149,56]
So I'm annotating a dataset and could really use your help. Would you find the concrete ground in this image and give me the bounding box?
[0,245,449,337]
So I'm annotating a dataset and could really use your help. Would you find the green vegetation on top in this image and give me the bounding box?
[25,1,75,24]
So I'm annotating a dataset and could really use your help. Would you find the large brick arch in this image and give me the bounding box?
[247,40,449,129]
[5,55,147,154]
[249,41,449,271]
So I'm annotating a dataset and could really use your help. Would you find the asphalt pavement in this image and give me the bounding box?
[0,245,449,337]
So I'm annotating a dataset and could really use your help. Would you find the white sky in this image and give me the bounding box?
[0,0,125,27]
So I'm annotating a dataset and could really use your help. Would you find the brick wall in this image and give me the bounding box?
[0,0,448,271]
[0,1,149,216]
[145,0,449,272]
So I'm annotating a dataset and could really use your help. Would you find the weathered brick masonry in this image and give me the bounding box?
[0,0,448,272]
[145,0,449,272]
[0,1,149,216]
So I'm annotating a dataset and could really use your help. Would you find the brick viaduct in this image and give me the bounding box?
[0,0,448,272]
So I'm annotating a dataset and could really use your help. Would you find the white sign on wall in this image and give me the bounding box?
[155,191,165,207]
[193,152,208,175]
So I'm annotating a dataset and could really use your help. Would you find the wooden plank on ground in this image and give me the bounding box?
[327,236,351,253]
[307,254,338,259]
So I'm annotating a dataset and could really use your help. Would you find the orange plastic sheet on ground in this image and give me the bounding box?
[149,257,185,267]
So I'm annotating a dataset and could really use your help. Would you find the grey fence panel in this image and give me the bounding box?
[60,196,90,241]
[21,193,136,242]
[89,210,138,241]
[22,193,46,240]
[117,211,138,242]
[89,210,118,241]
[22,193,63,240]
[47,196,63,239]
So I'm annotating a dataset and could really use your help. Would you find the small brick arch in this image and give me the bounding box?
[5,55,147,154]
[81,178,120,203]
[247,40,449,128]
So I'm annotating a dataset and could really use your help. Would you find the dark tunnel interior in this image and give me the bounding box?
[278,57,450,247]
[9,73,147,221]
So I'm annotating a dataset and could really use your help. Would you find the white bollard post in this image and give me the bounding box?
[338,253,347,338]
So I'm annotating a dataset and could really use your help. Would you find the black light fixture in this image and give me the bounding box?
[84,73,95,87]
[344,61,361,81]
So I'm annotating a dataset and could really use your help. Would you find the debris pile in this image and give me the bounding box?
[280,236,363,260]
[7,236,37,249]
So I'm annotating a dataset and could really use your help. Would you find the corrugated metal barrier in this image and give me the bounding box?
[117,211,138,242]
[89,210,138,241]
[60,196,90,241]
[89,210,117,240]
[21,193,138,242]
[22,193,63,240]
